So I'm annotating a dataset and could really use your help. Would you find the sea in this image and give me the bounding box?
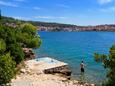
[34,31,115,85]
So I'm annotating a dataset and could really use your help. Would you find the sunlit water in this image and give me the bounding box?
[34,31,115,85]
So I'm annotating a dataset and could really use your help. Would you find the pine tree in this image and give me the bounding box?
[94,46,115,86]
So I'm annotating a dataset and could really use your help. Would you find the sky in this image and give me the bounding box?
[0,0,115,26]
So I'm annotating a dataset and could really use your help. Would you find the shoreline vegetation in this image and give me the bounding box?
[0,22,41,85]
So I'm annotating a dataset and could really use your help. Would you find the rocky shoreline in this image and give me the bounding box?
[10,48,94,86]
[11,57,94,86]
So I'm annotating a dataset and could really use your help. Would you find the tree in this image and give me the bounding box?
[29,36,41,48]
[18,23,41,48]
[0,25,24,64]
[94,45,115,86]
[0,21,41,85]
[0,53,16,86]
[0,24,41,64]
[0,25,16,44]
[21,23,37,36]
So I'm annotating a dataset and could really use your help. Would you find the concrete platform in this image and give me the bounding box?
[25,57,71,75]
[35,57,68,69]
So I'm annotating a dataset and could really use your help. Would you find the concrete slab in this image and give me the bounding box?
[25,57,68,73]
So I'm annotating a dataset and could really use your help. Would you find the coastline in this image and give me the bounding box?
[11,50,94,86]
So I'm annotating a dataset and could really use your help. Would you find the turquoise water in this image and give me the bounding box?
[34,31,115,84]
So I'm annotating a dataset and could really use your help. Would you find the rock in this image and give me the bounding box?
[60,69,72,76]
[20,69,26,73]
[73,80,79,84]
[23,48,35,60]
[11,59,94,86]
[90,84,95,86]
[16,76,20,79]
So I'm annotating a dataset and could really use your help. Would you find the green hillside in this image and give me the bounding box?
[1,16,77,27]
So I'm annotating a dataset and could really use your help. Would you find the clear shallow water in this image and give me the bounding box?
[34,31,115,84]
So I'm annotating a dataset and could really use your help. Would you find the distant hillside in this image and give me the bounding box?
[1,16,115,31]
[1,16,76,27]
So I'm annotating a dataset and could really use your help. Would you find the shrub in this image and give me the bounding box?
[0,53,16,85]
[7,43,24,64]
[29,36,41,48]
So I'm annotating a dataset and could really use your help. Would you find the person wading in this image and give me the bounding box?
[80,61,85,73]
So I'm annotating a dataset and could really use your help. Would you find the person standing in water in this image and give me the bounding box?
[80,61,85,73]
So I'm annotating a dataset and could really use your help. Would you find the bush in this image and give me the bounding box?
[0,53,16,85]
[7,43,24,64]
[16,23,41,48]
[0,25,16,44]
[28,36,41,48]
[21,23,37,36]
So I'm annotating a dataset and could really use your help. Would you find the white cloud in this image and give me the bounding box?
[0,1,18,7]
[13,16,31,20]
[98,0,113,4]
[14,0,25,2]
[33,7,41,10]
[34,16,67,19]
[13,16,67,20]
[100,6,115,12]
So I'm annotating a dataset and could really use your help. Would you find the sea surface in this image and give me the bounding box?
[34,31,115,84]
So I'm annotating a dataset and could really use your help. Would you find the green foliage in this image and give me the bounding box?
[20,23,37,35]
[8,43,24,64]
[0,23,41,85]
[28,36,41,48]
[0,25,16,44]
[16,23,41,48]
[0,23,41,63]
[94,45,115,86]
[0,53,16,85]
[0,39,6,54]
[0,25,23,64]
